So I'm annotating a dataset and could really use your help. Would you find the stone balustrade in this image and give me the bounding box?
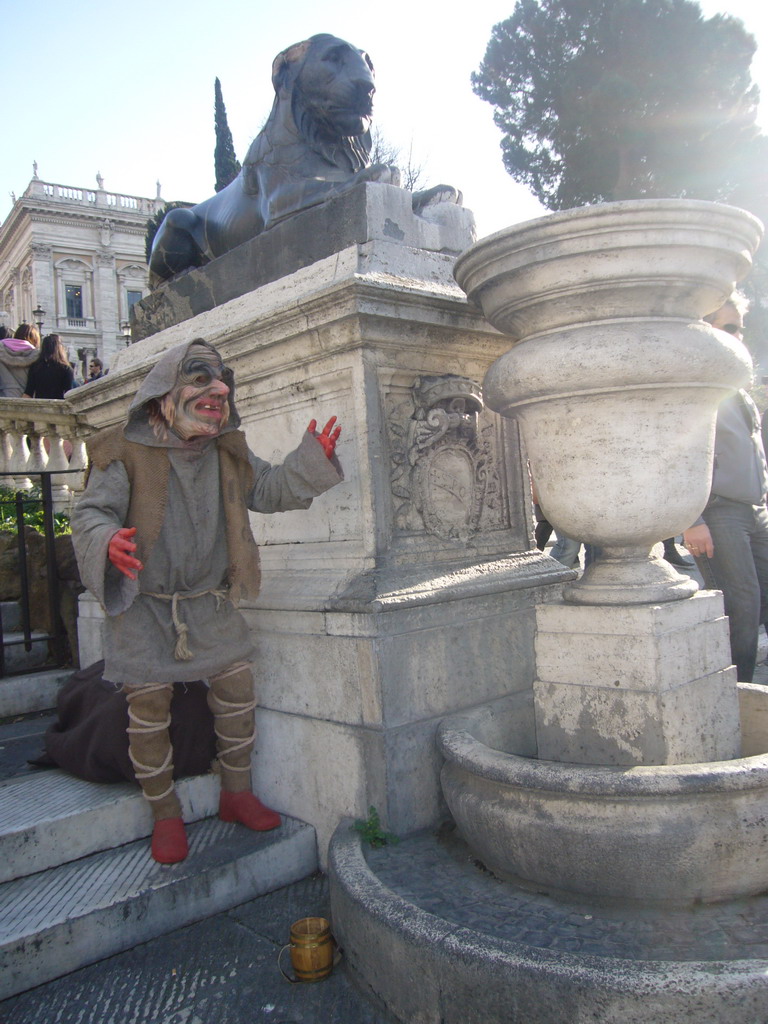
[0,398,93,512]
[26,179,161,217]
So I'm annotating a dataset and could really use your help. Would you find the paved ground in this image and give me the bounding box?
[0,871,394,1024]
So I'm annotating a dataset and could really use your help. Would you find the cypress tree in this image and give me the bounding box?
[214,77,241,193]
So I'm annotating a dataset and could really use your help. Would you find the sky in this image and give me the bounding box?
[0,0,766,241]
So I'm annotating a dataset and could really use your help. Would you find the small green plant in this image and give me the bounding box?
[352,805,399,849]
[0,486,71,536]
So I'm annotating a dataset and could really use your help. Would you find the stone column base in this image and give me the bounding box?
[534,591,741,765]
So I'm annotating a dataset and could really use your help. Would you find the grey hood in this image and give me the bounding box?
[124,338,239,447]
[0,340,40,368]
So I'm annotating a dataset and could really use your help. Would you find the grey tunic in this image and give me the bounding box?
[72,431,341,684]
[72,339,342,684]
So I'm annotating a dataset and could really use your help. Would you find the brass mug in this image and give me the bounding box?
[278,916,337,983]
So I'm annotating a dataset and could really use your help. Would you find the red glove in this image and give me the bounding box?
[108,527,143,580]
[308,416,341,459]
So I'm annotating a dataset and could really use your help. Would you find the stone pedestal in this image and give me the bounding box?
[534,592,741,764]
[69,182,571,862]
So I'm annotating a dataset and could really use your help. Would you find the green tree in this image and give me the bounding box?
[214,77,241,193]
[370,126,427,191]
[472,0,763,210]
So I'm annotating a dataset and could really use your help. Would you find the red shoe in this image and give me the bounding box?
[151,817,189,864]
[219,791,281,831]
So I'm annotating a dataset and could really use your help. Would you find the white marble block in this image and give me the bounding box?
[534,592,741,764]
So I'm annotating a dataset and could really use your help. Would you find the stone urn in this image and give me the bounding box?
[453,199,762,604]
[444,200,767,903]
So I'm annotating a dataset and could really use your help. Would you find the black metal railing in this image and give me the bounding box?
[0,470,80,678]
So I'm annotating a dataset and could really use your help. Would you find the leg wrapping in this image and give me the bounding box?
[125,682,181,820]
[208,663,257,793]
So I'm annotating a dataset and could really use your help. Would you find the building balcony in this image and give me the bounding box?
[56,317,98,334]
[23,179,161,218]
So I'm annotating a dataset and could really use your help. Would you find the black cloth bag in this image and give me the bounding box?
[37,661,217,785]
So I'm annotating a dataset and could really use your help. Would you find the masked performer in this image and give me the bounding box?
[71,339,342,864]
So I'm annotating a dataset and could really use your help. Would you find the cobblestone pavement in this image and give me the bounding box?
[0,873,394,1024]
[369,825,768,964]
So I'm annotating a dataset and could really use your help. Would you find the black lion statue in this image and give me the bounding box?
[150,34,452,284]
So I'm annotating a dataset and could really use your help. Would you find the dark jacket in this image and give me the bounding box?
[25,359,75,399]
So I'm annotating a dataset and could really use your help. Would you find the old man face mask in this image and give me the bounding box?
[159,342,231,441]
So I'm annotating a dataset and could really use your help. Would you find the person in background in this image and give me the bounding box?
[87,357,106,382]
[0,323,40,397]
[23,334,75,399]
[683,294,768,682]
[14,323,41,348]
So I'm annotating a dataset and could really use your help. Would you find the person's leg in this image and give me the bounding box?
[584,544,601,568]
[124,682,187,863]
[701,501,761,682]
[208,662,280,831]
[533,504,553,551]
[550,530,581,568]
[663,537,694,567]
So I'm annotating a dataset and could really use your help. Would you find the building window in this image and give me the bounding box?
[127,289,142,312]
[65,285,83,319]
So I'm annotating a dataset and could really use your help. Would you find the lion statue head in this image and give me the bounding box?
[245,34,378,182]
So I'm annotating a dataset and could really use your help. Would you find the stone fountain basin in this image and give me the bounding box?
[439,684,768,905]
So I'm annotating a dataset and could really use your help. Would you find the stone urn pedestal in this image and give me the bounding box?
[454,199,761,770]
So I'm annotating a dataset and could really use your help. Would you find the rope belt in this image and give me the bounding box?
[143,587,228,661]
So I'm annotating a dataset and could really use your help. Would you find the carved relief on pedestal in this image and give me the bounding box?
[388,375,506,542]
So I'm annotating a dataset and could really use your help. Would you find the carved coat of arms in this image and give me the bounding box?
[389,375,503,542]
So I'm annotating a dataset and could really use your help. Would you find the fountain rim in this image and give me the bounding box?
[438,710,768,798]
[454,198,764,282]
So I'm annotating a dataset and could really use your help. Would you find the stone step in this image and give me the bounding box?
[0,712,55,781]
[0,770,219,883]
[0,667,71,718]
[1,631,50,676]
[0,601,22,632]
[0,812,317,1000]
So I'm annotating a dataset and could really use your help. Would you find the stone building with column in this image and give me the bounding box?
[0,169,167,377]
